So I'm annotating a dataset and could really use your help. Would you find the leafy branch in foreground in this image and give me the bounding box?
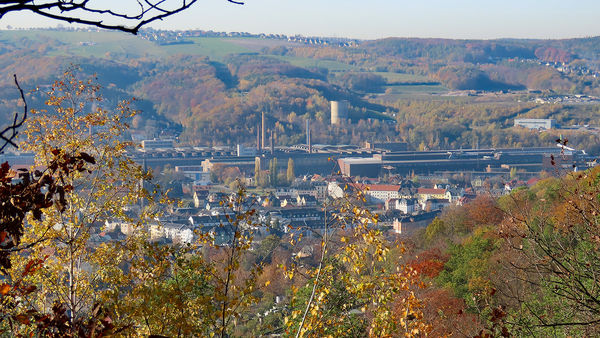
[0,73,105,336]
[0,73,96,273]
[107,180,268,337]
[496,168,600,336]
[286,181,431,337]
[1,69,164,336]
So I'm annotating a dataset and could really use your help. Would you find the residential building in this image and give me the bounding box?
[291,181,328,200]
[421,198,451,211]
[297,194,318,206]
[356,184,409,204]
[193,189,210,208]
[392,211,440,234]
[417,188,451,202]
[386,198,420,214]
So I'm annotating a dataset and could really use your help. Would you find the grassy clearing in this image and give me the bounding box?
[385,84,449,94]
[162,37,252,59]
[270,55,356,71]
[373,71,433,83]
[0,30,134,44]
[376,84,453,102]
[0,30,165,58]
[0,30,254,60]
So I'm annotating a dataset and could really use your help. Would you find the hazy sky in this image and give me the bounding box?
[2,0,600,40]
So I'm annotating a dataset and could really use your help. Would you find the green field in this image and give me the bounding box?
[0,30,255,60]
[162,37,253,58]
[385,84,448,95]
[0,30,361,68]
[373,71,433,83]
[270,55,357,71]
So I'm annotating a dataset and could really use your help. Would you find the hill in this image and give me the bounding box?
[0,29,599,153]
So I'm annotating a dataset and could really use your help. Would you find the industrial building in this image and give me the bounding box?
[128,142,591,182]
[338,147,588,178]
[141,139,175,150]
[514,118,556,130]
[175,166,211,184]
[364,141,408,152]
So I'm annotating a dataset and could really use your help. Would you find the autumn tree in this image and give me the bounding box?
[101,181,276,337]
[435,227,500,311]
[287,158,295,184]
[0,76,108,335]
[424,217,447,243]
[496,169,600,336]
[269,158,278,187]
[2,69,162,336]
[255,157,261,186]
[101,241,216,336]
[285,182,431,337]
[2,70,270,337]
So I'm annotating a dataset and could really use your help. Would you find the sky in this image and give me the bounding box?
[2,0,600,40]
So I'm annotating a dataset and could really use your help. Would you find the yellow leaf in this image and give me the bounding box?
[264,280,271,287]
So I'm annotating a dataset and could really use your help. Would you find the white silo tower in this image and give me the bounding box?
[330,100,348,125]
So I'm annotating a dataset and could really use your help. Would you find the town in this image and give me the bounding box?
[3,99,592,247]
[3,2,600,335]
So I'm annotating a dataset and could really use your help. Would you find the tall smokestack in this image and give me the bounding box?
[306,120,310,145]
[261,112,265,150]
[306,119,312,154]
[308,121,312,154]
[256,123,261,151]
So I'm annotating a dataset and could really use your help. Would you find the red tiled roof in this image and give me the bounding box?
[417,188,447,195]
[527,177,540,186]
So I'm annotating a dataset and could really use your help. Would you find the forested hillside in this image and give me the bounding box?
[410,166,600,336]
[1,29,600,152]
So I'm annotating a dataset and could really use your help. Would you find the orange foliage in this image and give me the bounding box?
[465,194,504,229]
[409,248,448,279]
[420,288,482,336]
[535,46,573,63]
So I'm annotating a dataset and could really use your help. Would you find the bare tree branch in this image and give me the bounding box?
[0,74,27,153]
[0,0,244,35]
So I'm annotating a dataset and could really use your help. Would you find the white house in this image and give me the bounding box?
[395,198,420,214]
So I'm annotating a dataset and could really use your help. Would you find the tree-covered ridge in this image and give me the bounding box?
[408,166,600,336]
[0,30,599,152]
